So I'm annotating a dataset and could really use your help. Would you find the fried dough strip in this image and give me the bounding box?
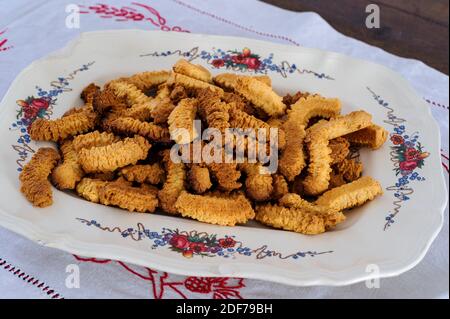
[256,203,346,235]
[51,139,84,189]
[344,124,388,149]
[278,119,306,181]
[303,111,373,195]
[239,163,273,201]
[167,72,224,94]
[99,182,158,213]
[93,87,128,115]
[119,164,162,184]
[228,108,286,149]
[289,95,341,126]
[80,83,100,104]
[109,117,170,142]
[197,89,230,132]
[168,98,199,144]
[72,131,118,152]
[108,81,154,110]
[329,137,350,165]
[29,108,97,142]
[126,70,170,91]
[315,176,383,211]
[158,150,186,214]
[76,178,108,203]
[150,97,176,124]
[213,73,272,90]
[272,174,289,200]
[175,191,255,226]
[208,162,242,191]
[19,148,60,207]
[234,76,285,116]
[120,164,165,184]
[188,165,212,194]
[173,59,212,83]
[335,158,363,182]
[78,135,151,173]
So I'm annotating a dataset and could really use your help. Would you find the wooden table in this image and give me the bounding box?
[262,0,449,75]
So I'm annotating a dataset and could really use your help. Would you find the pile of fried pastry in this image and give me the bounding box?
[19,59,387,235]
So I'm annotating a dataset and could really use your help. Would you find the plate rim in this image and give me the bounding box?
[0,29,447,287]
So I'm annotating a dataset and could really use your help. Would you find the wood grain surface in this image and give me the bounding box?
[262,0,449,74]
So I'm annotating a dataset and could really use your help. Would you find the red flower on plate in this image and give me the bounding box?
[189,242,207,253]
[231,54,246,64]
[244,57,261,70]
[405,147,419,161]
[169,234,190,250]
[31,98,49,110]
[390,134,404,145]
[211,59,225,68]
[399,160,417,172]
[218,237,235,248]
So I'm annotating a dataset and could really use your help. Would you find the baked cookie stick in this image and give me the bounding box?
[256,202,345,235]
[344,124,388,149]
[168,98,199,144]
[288,95,341,126]
[78,135,151,173]
[29,108,97,142]
[303,111,373,195]
[19,148,60,207]
[213,73,272,90]
[158,150,186,214]
[51,139,84,189]
[72,131,118,152]
[278,120,306,181]
[234,76,285,117]
[109,117,170,142]
[188,165,212,194]
[175,191,255,226]
[173,59,212,83]
[239,163,273,201]
[120,163,165,185]
[167,72,224,94]
[99,182,158,213]
[315,176,383,211]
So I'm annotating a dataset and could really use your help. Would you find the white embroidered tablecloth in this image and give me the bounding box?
[0,0,448,299]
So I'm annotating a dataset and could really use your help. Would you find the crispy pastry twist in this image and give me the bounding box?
[158,150,186,214]
[120,163,165,185]
[51,139,85,189]
[19,148,60,207]
[29,107,97,142]
[109,117,170,142]
[168,98,199,144]
[173,59,212,83]
[175,191,255,226]
[78,135,151,173]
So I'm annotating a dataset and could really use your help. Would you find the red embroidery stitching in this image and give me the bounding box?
[73,255,245,299]
[79,3,189,32]
[0,257,63,299]
[0,29,13,52]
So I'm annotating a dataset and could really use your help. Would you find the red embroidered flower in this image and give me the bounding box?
[31,98,49,110]
[399,160,417,171]
[218,237,235,248]
[211,59,225,68]
[24,107,38,119]
[189,242,207,253]
[405,147,419,161]
[231,54,246,64]
[244,57,261,70]
[169,234,190,250]
[390,134,404,145]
